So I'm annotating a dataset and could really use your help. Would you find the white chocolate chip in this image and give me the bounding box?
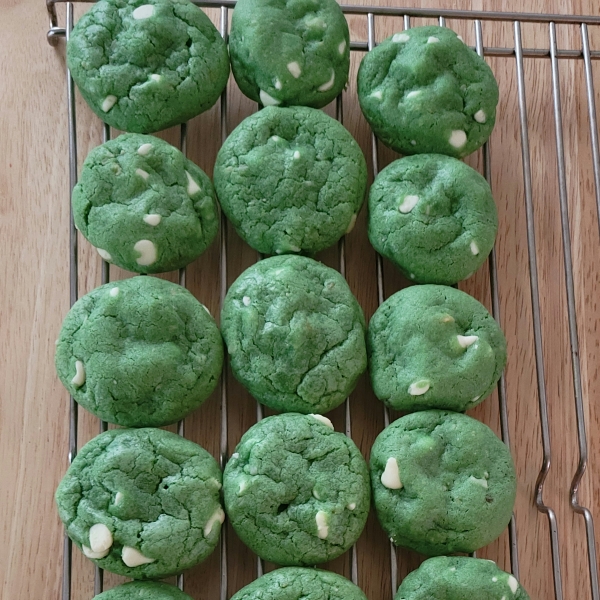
[441,314,455,323]
[203,506,225,537]
[260,90,281,106]
[457,35,464,42]
[406,90,421,99]
[82,544,109,559]
[202,305,211,316]
[470,240,480,255]
[109,287,120,297]
[381,457,402,489]
[313,488,320,499]
[137,143,152,155]
[270,135,281,142]
[501,597,507,600]
[449,130,467,148]
[186,171,200,195]
[399,194,419,213]
[238,480,247,493]
[492,577,498,582]
[89,524,113,553]
[315,511,329,539]
[427,36,440,44]
[121,546,156,567]
[345,213,357,234]
[408,380,430,395]
[150,74,161,82]
[242,296,251,306]
[309,414,334,429]
[318,70,335,92]
[472,395,481,403]
[474,109,487,123]
[392,33,410,43]
[231,452,240,459]
[469,475,488,488]
[248,465,258,475]
[410,140,417,146]
[450,567,457,572]
[136,168,149,181]
[507,575,519,593]
[274,78,282,90]
[101,95,117,112]
[132,4,154,19]
[71,360,85,387]
[457,334,478,348]
[143,213,161,226]
[209,477,222,490]
[348,502,356,510]
[338,40,346,54]
[370,90,383,100]
[287,61,302,78]
[293,150,300,159]
[133,240,157,266]
[409,273,416,279]
[114,492,124,505]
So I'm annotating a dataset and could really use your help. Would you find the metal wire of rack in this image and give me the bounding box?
[47,2,600,599]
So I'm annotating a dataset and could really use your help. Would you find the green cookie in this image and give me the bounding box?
[214,106,367,256]
[55,276,223,427]
[358,26,498,158]
[370,410,516,556]
[368,154,498,285]
[67,0,230,133]
[221,255,367,413]
[223,413,370,566]
[231,567,368,600]
[368,285,506,413]
[229,0,350,108]
[92,582,194,600]
[396,557,530,600]
[55,428,224,579]
[73,134,218,274]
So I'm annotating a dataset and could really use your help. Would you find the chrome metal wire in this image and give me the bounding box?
[50,3,600,599]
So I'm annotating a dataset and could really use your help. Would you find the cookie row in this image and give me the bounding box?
[84,560,531,600]
[68,0,497,159]
[56,412,529,599]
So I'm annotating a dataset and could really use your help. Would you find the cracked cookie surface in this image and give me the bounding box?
[55,428,224,579]
[368,285,506,413]
[93,581,194,599]
[395,556,530,600]
[67,0,230,133]
[73,133,218,274]
[358,26,498,158]
[371,410,516,556]
[220,255,367,413]
[214,106,367,256]
[229,0,350,108]
[223,414,370,566]
[55,276,223,427]
[368,154,497,285]
[231,567,368,600]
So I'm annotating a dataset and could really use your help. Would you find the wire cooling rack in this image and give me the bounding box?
[47,2,600,599]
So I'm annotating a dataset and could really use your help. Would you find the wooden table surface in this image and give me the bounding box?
[2,0,600,598]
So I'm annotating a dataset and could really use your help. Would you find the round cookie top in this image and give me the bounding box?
[55,276,223,427]
[73,134,218,274]
[214,106,367,256]
[358,26,499,158]
[223,413,370,566]
[220,255,367,413]
[396,557,530,600]
[368,284,506,413]
[368,154,498,285]
[66,0,230,133]
[93,581,194,600]
[231,567,368,600]
[229,0,350,109]
[370,410,516,556]
[55,428,224,579]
